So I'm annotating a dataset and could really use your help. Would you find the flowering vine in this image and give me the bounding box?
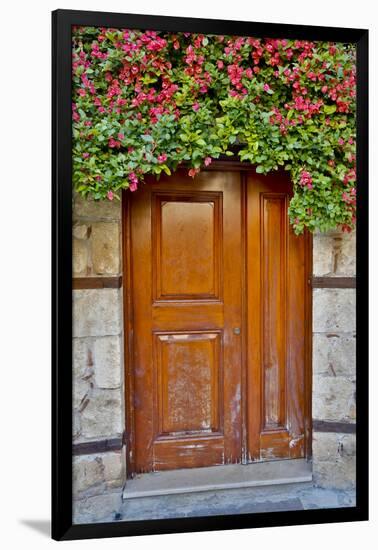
[72,26,356,234]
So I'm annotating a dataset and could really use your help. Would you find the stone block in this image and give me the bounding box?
[312,432,356,490]
[80,389,124,439]
[73,223,89,240]
[72,338,94,409]
[335,231,356,276]
[73,455,104,495]
[313,230,356,277]
[93,336,122,389]
[314,459,355,490]
[313,234,334,276]
[313,289,356,332]
[101,451,125,489]
[91,222,120,275]
[313,432,356,461]
[313,333,356,377]
[72,452,125,500]
[73,338,90,379]
[73,376,91,411]
[74,193,121,221]
[73,238,88,275]
[313,375,355,422]
[73,491,122,524]
[313,458,356,490]
[73,289,122,337]
[73,410,81,440]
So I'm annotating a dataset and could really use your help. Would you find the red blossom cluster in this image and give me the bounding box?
[72,28,356,232]
[184,42,212,95]
[299,170,313,190]
[128,172,139,192]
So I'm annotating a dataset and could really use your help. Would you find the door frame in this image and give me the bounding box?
[122,161,313,478]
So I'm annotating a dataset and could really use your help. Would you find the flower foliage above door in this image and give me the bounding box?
[72,26,356,233]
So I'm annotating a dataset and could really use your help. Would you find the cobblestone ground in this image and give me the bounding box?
[98,483,355,523]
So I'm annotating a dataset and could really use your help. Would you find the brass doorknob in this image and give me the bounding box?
[233,327,241,335]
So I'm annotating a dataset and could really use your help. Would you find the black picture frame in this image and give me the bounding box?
[52,9,369,541]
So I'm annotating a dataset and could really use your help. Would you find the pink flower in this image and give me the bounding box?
[118,133,124,140]
[204,157,212,166]
[263,83,271,92]
[157,153,167,163]
[300,170,313,188]
[188,167,200,177]
[217,60,224,69]
[82,152,90,159]
[128,172,138,191]
[78,88,86,97]
[192,102,200,112]
[338,138,344,145]
[109,138,121,148]
[107,191,114,201]
[245,68,253,79]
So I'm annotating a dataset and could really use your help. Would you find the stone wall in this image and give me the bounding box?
[312,230,356,489]
[71,191,356,523]
[72,194,125,523]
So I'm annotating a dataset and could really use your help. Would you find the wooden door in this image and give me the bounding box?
[124,167,311,475]
[128,170,243,473]
[246,171,310,461]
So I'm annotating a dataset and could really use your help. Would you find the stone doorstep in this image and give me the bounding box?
[122,458,312,500]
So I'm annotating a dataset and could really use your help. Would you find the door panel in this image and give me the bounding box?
[130,170,242,473]
[155,331,222,435]
[154,195,222,300]
[246,172,309,461]
[126,167,310,474]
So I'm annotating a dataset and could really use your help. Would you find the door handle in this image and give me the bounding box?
[233,327,241,335]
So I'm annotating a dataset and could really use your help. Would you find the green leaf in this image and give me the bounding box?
[72,29,356,235]
[161,165,171,175]
[141,135,154,143]
[324,105,337,115]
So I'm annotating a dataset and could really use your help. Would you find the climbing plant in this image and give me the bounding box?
[72,26,356,234]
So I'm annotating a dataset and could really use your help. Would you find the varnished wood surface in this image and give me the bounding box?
[72,276,122,289]
[124,168,311,474]
[246,171,309,461]
[312,276,356,288]
[128,170,242,473]
[72,437,123,455]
